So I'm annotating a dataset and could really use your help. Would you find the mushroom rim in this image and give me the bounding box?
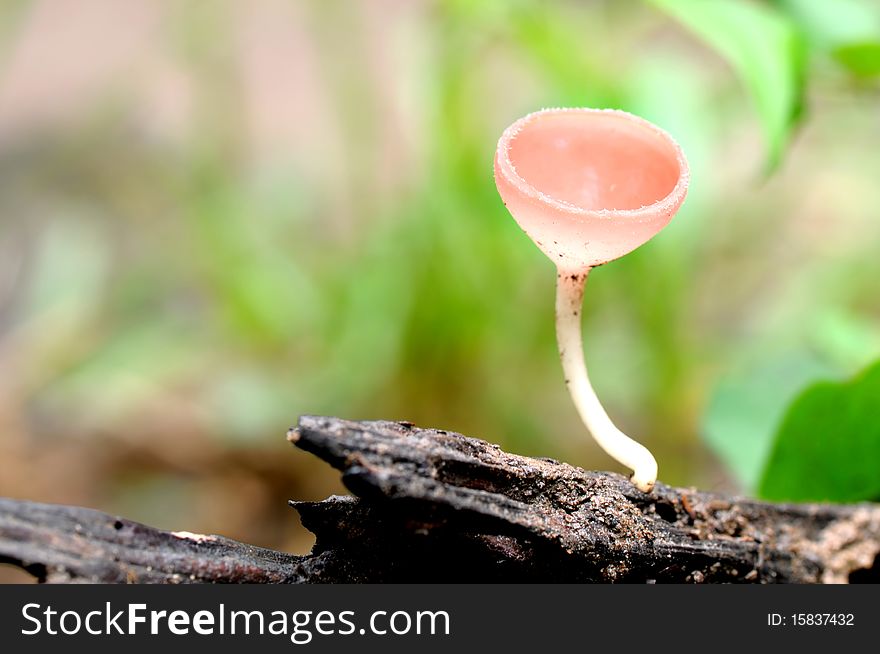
[495,107,690,221]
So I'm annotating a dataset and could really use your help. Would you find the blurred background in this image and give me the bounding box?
[1,0,879,580]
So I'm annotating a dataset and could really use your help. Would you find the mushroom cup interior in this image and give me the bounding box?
[508,111,683,213]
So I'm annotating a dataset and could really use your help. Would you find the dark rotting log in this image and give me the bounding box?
[1,415,878,583]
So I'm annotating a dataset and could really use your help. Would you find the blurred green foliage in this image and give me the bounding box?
[833,42,880,78]
[685,0,880,501]
[652,0,807,170]
[1,0,880,549]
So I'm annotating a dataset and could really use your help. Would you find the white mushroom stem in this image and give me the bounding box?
[555,268,658,492]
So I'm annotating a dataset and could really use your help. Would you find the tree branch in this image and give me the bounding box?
[2,416,879,583]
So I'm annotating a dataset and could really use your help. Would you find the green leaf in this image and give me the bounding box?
[649,0,807,170]
[703,356,831,491]
[759,360,880,502]
[833,41,880,78]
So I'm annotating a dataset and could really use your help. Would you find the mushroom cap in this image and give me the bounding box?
[494,108,689,270]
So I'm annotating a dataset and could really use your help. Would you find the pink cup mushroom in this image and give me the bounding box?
[494,108,689,492]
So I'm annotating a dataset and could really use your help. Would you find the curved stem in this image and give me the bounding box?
[555,268,658,492]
